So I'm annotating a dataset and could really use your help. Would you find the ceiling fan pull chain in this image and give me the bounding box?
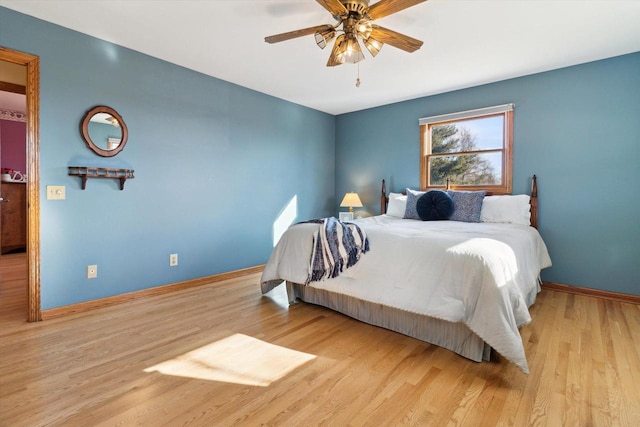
[356,63,361,88]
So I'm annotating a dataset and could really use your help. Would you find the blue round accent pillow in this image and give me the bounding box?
[416,190,454,221]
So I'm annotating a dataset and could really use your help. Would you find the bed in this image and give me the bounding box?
[260,177,551,373]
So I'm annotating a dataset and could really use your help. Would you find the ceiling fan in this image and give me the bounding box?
[265,0,427,67]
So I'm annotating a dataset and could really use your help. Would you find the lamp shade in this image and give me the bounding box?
[314,28,336,49]
[336,34,365,64]
[327,34,346,67]
[340,192,363,209]
[364,36,383,57]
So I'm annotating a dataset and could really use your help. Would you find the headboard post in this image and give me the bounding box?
[530,175,538,229]
[380,179,387,216]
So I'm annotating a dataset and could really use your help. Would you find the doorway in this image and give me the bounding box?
[0,47,40,322]
[1,65,27,255]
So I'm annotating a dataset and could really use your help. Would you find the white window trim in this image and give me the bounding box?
[419,103,514,126]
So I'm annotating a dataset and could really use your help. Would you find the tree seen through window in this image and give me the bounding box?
[420,106,513,193]
[429,122,500,186]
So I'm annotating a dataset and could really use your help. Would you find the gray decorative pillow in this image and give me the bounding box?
[403,188,425,220]
[447,190,487,222]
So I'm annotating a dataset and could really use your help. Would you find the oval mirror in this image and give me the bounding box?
[80,106,128,157]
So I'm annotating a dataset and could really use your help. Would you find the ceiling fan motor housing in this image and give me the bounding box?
[335,0,369,19]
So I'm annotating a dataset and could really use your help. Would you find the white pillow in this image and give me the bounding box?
[386,192,407,218]
[480,195,531,225]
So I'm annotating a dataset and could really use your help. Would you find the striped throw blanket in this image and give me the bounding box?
[302,217,370,284]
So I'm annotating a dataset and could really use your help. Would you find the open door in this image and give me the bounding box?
[0,47,40,322]
[1,75,27,255]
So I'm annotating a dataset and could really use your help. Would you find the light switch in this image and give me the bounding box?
[47,185,66,200]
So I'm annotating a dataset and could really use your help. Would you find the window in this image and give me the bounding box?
[419,104,513,194]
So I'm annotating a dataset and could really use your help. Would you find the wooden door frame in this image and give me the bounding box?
[1,46,41,321]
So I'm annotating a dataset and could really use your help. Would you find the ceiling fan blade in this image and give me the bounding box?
[265,24,335,44]
[316,0,348,17]
[368,0,428,20]
[370,25,423,52]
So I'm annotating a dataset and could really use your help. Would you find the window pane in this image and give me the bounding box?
[431,115,504,154]
[429,152,502,186]
[421,107,512,194]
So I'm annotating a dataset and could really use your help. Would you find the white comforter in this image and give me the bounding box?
[260,215,552,373]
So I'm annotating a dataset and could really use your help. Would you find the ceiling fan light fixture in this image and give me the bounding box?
[336,34,365,64]
[327,34,347,67]
[264,0,426,68]
[364,36,383,57]
[314,28,336,49]
[356,20,372,39]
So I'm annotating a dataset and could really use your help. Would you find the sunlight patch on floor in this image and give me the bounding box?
[144,333,315,387]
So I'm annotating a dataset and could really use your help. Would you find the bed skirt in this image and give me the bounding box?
[286,282,492,363]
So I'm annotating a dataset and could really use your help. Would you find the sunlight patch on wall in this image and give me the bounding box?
[273,195,298,247]
[144,333,315,387]
[101,43,120,63]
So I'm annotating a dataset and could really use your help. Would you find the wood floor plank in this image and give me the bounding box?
[1,254,640,426]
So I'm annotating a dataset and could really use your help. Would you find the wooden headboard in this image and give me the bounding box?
[381,175,539,229]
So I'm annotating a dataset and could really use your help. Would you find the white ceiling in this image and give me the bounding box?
[1,0,640,115]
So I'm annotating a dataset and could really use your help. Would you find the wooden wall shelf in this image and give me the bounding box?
[68,166,135,190]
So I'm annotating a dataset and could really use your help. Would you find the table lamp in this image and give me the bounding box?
[340,192,363,213]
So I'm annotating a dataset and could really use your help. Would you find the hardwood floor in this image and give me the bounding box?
[1,258,639,426]
[0,252,28,327]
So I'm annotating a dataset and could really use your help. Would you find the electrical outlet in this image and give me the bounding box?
[87,264,97,279]
[169,253,178,267]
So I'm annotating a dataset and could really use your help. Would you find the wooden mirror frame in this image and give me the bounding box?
[80,105,128,157]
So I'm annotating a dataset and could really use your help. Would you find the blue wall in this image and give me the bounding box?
[336,52,640,295]
[0,7,335,309]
